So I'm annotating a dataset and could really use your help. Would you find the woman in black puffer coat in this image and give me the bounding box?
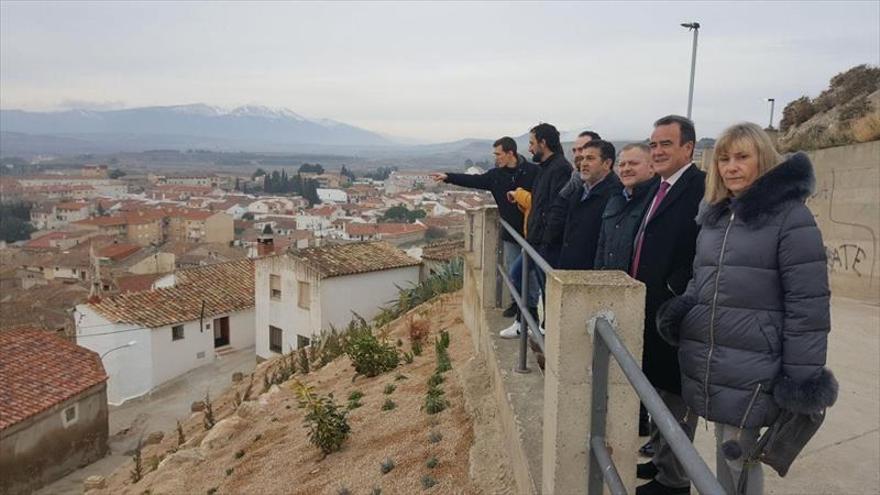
[657,123,838,494]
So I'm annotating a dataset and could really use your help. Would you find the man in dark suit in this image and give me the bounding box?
[557,139,622,270]
[633,115,705,495]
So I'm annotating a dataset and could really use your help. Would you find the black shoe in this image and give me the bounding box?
[637,461,659,480]
[502,303,518,318]
[638,439,655,458]
[635,479,690,495]
[639,404,650,437]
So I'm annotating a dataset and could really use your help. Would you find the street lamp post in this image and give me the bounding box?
[101,340,137,359]
[766,98,776,129]
[681,22,701,120]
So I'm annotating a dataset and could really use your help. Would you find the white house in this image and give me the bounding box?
[254,241,421,361]
[74,259,255,405]
[316,188,348,204]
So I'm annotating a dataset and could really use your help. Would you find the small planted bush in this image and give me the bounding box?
[380,457,395,474]
[412,340,423,356]
[298,347,311,375]
[427,373,444,387]
[347,390,364,410]
[425,385,448,415]
[403,351,414,364]
[381,399,396,411]
[383,383,396,395]
[421,475,438,489]
[294,380,351,455]
[130,439,143,483]
[434,339,451,374]
[426,456,438,469]
[234,449,245,459]
[345,327,400,377]
[203,392,216,430]
[439,329,450,349]
[428,430,443,443]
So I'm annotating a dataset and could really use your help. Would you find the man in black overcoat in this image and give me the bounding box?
[633,115,705,495]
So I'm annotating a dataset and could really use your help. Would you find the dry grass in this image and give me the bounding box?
[852,111,880,143]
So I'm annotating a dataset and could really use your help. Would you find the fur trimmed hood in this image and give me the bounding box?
[697,152,816,226]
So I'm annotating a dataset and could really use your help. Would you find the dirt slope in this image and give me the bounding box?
[88,292,514,495]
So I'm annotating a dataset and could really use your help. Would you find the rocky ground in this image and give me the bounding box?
[85,292,515,495]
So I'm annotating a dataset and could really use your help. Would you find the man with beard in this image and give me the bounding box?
[498,123,571,339]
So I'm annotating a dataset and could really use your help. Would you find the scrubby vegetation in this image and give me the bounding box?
[294,380,351,456]
[779,64,880,150]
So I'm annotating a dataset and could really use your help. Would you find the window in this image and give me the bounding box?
[172,324,184,341]
[297,334,310,349]
[270,274,282,300]
[62,404,78,427]
[298,281,311,309]
[269,326,283,353]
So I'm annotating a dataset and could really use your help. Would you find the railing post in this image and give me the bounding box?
[477,206,500,312]
[542,270,645,495]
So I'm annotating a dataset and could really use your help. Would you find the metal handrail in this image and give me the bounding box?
[589,316,725,495]
[496,218,552,372]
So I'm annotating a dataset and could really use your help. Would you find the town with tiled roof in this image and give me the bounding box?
[0,157,488,493]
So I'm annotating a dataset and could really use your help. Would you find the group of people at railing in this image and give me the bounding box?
[432,116,838,495]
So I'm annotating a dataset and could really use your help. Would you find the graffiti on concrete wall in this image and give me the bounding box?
[807,169,877,288]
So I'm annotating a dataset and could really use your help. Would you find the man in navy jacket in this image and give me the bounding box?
[432,137,538,316]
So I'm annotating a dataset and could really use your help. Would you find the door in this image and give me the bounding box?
[213,316,230,347]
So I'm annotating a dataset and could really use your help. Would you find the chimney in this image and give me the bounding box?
[257,224,275,256]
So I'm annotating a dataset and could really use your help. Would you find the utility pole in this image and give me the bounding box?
[766,98,776,129]
[681,22,701,120]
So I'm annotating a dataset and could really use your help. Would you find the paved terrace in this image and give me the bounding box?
[463,206,879,495]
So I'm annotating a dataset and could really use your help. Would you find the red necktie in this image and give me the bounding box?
[630,181,670,278]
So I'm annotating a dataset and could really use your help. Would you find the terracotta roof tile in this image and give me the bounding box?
[0,328,107,430]
[87,259,254,328]
[289,241,420,278]
[421,238,465,261]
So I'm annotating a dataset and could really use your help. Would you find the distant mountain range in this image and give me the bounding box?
[0,104,395,155]
[0,104,641,168]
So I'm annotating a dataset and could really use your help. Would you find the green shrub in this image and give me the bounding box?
[226,468,234,476]
[427,373,444,387]
[425,385,448,415]
[319,326,345,366]
[380,457,395,474]
[421,475,438,489]
[348,390,364,401]
[345,328,400,377]
[382,399,396,411]
[435,339,451,374]
[294,381,351,455]
[428,430,443,443]
[395,372,408,381]
[412,340,423,356]
[426,457,438,469]
[383,383,396,395]
[439,330,450,349]
[130,439,143,483]
[403,351,414,364]
[234,449,245,459]
[371,488,382,495]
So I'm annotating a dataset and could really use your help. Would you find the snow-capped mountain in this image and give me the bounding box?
[0,104,391,151]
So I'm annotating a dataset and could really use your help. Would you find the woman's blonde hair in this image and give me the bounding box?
[705,122,782,204]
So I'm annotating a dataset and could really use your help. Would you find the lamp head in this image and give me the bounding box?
[681,22,701,30]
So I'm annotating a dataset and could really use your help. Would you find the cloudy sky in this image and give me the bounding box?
[1,1,878,142]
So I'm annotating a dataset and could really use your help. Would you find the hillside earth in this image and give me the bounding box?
[87,292,516,495]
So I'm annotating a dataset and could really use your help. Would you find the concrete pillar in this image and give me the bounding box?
[542,270,645,494]
[477,206,500,311]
